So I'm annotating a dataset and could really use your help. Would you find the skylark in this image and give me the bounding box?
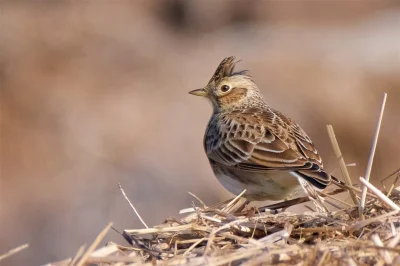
[190,56,334,212]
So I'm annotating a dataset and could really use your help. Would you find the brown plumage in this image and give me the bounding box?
[190,56,331,212]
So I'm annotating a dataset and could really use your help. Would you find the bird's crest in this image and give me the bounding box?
[208,56,248,85]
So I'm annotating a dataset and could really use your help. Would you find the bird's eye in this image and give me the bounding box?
[221,85,230,92]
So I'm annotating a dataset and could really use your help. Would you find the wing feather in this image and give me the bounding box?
[204,108,331,188]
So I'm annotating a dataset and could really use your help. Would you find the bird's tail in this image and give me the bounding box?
[295,169,349,190]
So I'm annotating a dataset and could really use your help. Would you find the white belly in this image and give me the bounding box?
[214,169,302,201]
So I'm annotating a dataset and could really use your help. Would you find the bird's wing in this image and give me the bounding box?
[204,108,331,189]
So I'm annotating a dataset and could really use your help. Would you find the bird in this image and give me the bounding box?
[189,56,334,213]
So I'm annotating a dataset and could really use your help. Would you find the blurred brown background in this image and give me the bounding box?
[1,1,399,265]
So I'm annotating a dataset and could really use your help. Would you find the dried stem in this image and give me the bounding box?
[0,244,29,262]
[75,222,113,266]
[327,124,358,205]
[258,188,346,212]
[359,93,388,217]
[118,182,148,229]
[359,177,400,211]
[69,245,86,266]
[371,234,392,264]
[188,192,207,208]
[380,167,400,196]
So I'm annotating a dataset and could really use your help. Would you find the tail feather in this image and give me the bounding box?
[294,170,331,190]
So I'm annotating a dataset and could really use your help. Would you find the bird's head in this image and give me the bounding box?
[189,57,264,112]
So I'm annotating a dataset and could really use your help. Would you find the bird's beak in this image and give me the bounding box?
[189,88,208,97]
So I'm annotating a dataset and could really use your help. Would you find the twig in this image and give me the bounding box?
[330,163,356,176]
[380,167,400,192]
[292,226,346,234]
[219,232,259,245]
[349,210,400,232]
[179,207,196,214]
[324,199,343,210]
[327,124,358,205]
[359,93,388,217]
[388,230,400,248]
[379,167,400,197]
[340,183,378,199]
[85,256,138,264]
[75,222,113,266]
[200,214,222,224]
[0,244,29,262]
[387,174,400,198]
[125,224,192,235]
[118,182,148,228]
[223,189,247,212]
[69,245,86,266]
[258,188,346,212]
[188,192,207,208]
[316,250,329,266]
[182,238,207,256]
[304,205,316,212]
[371,234,392,264]
[203,229,216,256]
[319,191,353,208]
[258,184,377,213]
[359,177,400,211]
[258,229,289,244]
[390,222,397,237]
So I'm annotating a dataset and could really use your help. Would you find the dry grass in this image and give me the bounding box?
[45,176,400,266]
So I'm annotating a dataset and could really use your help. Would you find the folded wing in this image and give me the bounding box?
[204,108,331,189]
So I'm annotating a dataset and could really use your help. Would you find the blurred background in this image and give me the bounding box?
[1,1,399,265]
